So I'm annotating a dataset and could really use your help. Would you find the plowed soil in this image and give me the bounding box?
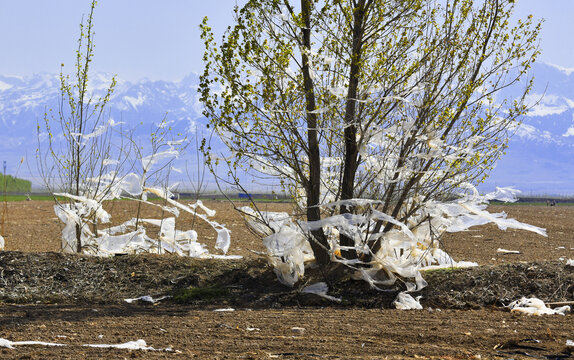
[0,200,573,359]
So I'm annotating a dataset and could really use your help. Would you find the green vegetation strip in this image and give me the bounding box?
[1,195,67,202]
[0,174,31,193]
[172,286,230,304]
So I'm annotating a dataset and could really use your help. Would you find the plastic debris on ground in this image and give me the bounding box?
[83,339,172,352]
[124,295,170,304]
[393,292,423,310]
[0,235,4,250]
[497,248,521,254]
[213,308,235,312]
[507,297,571,316]
[419,261,478,271]
[0,337,173,352]
[567,340,574,347]
[0,338,65,349]
[301,282,342,303]
[566,259,574,267]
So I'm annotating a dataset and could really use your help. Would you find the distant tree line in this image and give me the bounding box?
[0,174,32,193]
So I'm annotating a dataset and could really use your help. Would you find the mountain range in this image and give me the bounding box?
[0,72,208,189]
[486,62,574,196]
[1,62,573,195]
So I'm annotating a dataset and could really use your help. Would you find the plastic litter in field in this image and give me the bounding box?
[83,339,172,351]
[507,297,571,316]
[0,338,65,349]
[566,259,574,267]
[301,282,342,302]
[393,292,423,310]
[124,295,170,304]
[419,259,478,271]
[0,337,173,352]
[497,248,521,254]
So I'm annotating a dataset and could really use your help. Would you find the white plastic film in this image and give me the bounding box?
[256,184,546,290]
[301,282,342,302]
[393,292,423,310]
[508,297,571,316]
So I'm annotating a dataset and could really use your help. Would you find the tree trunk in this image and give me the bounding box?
[301,0,330,265]
[339,0,368,260]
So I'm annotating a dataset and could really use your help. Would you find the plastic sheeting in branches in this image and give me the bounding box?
[54,175,235,258]
[240,207,314,286]
[249,185,545,290]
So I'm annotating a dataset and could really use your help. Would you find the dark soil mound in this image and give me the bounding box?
[0,251,572,311]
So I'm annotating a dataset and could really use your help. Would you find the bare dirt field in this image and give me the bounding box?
[0,200,573,359]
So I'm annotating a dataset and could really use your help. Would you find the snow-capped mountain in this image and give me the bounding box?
[1,62,574,195]
[0,72,206,185]
[0,72,204,133]
[485,62,574,195]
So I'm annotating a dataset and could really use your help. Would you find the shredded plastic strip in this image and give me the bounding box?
[0,338,65,349]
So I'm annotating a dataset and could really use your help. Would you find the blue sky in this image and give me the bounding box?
[1,0,573,82]
[0,1,245,81]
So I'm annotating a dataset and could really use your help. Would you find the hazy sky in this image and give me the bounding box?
[1,0,573,82]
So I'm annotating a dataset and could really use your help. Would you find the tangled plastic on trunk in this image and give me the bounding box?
[242,185,546,288]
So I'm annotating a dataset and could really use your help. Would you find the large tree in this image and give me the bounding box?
[200,0,541,276]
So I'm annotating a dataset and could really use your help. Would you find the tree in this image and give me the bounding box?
[36,1,229,259]
[200,0,542,284]
[37,0,128,252]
